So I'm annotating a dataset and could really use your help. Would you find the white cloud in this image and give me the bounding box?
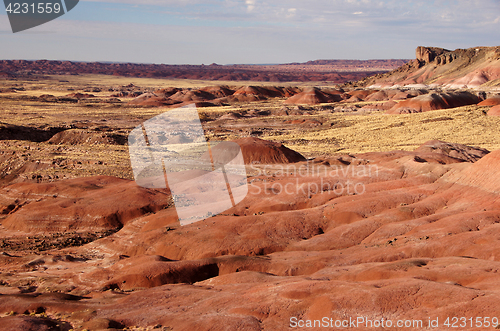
[245,0,255,13]
[287,8,297,18]
[2,0,499,63]
[77,0,500,32]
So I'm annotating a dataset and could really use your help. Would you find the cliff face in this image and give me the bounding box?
[357,46,500,89]
[416,46,450,64]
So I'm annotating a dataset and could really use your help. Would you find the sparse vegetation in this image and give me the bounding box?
[1,75,499,184]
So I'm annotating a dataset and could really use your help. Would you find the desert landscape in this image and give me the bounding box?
[1,45,500,330]
[0,59,408,83]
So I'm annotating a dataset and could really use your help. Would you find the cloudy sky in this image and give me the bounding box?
[1,0,499,64]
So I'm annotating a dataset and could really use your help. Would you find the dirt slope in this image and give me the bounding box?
[1,140,500,330]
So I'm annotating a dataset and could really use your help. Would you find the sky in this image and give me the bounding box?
[0,0,499,64]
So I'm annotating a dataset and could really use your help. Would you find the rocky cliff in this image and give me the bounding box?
[355,46,500,89]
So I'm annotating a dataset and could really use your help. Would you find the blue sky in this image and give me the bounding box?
[1,0,499,64]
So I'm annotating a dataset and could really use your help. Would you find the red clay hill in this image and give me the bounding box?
[386,91,481,114]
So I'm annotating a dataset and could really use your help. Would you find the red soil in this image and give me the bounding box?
[1,140,500,330]
[1,176,171,233]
